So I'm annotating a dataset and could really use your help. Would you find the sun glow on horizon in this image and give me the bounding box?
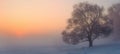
[0,0,70,37]
[0,0,119,38]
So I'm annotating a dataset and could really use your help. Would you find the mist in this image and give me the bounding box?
[108,3,120,40]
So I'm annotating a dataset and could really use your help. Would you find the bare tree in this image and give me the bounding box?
[62,2,113,47]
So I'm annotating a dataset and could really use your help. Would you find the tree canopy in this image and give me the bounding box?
[62,2,113,47]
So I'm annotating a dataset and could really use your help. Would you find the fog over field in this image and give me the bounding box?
[0,0,119,48]
[0,0,119,54]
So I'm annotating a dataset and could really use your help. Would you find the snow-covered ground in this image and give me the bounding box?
[0,42,120,54]
[58,43,120,54]
[0,36,119,54]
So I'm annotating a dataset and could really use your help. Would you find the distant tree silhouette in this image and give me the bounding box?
[62,2,113,47]
[108,3,120,39]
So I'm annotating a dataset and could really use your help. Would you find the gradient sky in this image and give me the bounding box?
[0,0,119,47]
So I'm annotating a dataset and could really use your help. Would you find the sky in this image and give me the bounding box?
[0,0,119,47]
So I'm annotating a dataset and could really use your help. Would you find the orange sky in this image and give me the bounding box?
[0,0,119,47]
[0,0,72,37]
[0,0,119,38]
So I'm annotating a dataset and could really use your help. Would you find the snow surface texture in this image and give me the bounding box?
[0,42,120,54]
[58,43,120,54]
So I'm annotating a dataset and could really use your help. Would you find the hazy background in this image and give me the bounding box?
[0,0,119,48]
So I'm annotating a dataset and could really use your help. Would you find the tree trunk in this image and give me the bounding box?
[88,36,93,47]
[88,39,93,47]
